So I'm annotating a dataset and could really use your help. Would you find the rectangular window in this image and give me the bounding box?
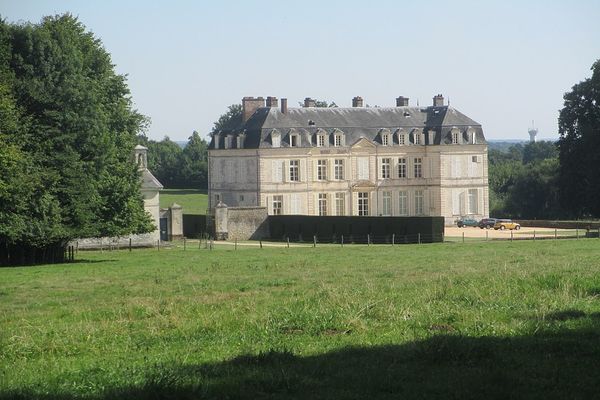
[334,159,344,180]
[358,157,369,180]
[289,160,299,181]
[272,134,281,148]
[398,134,405,145]
[290,135,298,147]
[334,135,343,147]
[358,192,369,216]
[382,134,389,146]
[335,192,345,216]
[398,191,408,216]
[272,160,283,182]
[415,190,424,215]
[382,191,392,216]
[452,131,459,144]
[317,159,328,181]
[272,195,283,215]
[318,135,326,147]
[468,189,478,214]
[318,193,328,216]
[414,157,422,178]
[398,158,407,178]
[414,133,421,145]
[381,158,391,179]
[290,194,300,214]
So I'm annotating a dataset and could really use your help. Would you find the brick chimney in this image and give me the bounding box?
[266,96,278,107]
[433,94,444,107]
[352,96,364,107]
[242,96,265,122]
[304,97,316,108]
[281,98,288,114]
[396,96,409,106]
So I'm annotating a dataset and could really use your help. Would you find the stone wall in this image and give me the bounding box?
[214,205,269,241]
[71,233,158,250]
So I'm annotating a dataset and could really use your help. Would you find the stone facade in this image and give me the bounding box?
[209,95,489,225]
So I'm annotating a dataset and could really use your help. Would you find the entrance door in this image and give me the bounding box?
[159,218,168,241]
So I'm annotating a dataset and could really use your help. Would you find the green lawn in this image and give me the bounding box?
[159,188,208,215]
[2,240,600,399]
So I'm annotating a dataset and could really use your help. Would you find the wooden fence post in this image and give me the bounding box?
[418,233,421,244]
[313,235,317,248]
[533,230,536,241]
[129,238,132,252]
[367,234,370,246]
[260,239,263,249]
[287,237,290,248]
[510,231,513,242]
[555,228,557,240]
[486,231,488,242]
[341,235,344,247]
[462,232,465,243]
[184,237,186,251]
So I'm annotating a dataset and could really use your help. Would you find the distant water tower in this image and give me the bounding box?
[528,120,538,143]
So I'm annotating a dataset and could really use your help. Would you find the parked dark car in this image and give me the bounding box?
[478,218,497,229]
[456,217,479,228]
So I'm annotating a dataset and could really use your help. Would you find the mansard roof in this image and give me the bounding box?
[210,105,485,149]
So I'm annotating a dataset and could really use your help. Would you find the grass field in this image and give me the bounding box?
[159,189,208,215]
[2,240,600,399]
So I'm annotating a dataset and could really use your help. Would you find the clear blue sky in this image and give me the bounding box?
[3,0,599,142]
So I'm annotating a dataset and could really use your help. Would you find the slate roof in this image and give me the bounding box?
[210,105,485,149]
[140,169,163,190]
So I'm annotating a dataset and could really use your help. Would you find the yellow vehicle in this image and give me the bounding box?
[493,219,521,230]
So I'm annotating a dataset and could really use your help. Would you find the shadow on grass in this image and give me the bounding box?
[3,314,600,400]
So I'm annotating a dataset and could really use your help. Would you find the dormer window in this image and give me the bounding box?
[332,129,345,147]
[379,128,391,146]
[467,127,477,144]
[288,128,301,147]
[237,134,246,149]
[271,129,281,148]
[412,129,424,145]
[225,135,233,149]
[452,131,459,144]
[450,127,461,145]
[316,129,328,147]
[396,129,407,145]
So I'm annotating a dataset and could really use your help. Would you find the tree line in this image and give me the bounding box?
[137,131,209,189]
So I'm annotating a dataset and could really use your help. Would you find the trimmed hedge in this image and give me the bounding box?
[268,216,444,244]
[182,214,208,238]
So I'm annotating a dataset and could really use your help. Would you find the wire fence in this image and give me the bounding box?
[69,227,600,257]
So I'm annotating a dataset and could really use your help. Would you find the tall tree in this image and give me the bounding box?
[1,14,152,264]
[558,60,600,217]
[146,136,184,187]
[181,131,208,188]
[210,104,242,136]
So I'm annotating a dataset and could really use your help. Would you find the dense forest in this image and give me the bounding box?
[488,141,560,219]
